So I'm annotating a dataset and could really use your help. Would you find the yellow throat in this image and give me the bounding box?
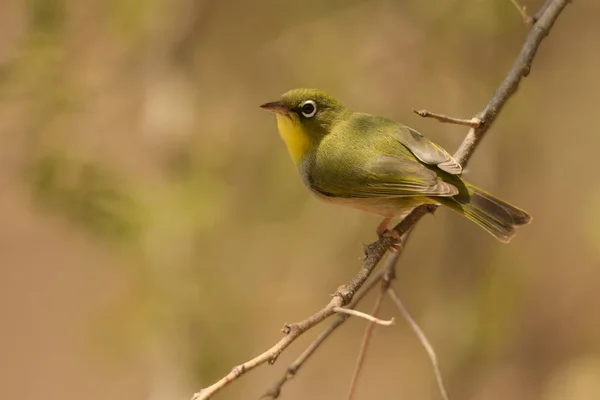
[276,114,311,165]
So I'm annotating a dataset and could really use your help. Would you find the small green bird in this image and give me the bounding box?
[261,88,531,243]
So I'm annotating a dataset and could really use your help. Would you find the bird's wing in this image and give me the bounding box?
[309,114,460,199]
[314,154,458,199]
[357,154,458,197]
[395,125,462,175]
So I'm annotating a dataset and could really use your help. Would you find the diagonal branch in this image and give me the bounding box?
[453,0,568,167]
[262,248,404,399]
[190,1,569,398]
[193,247,410,400]
[533,0,557,23]
[386,0,569,238]
[260,271,385,400]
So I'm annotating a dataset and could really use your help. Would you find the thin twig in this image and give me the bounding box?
[193,229,415,400]
[192,290,359,399]
[388,287,449,400]
[413,109,481,128]
[346,251,401,400]
[345,288,386,400]
[510,0,534,25]
[333,306,394,326]
[262,254,401,399]
[263,250,405,399]
[190,2,569,398]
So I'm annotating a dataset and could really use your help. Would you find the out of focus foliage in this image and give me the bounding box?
[1,1,599,400]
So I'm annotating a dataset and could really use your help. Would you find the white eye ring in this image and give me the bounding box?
[300,100,317,118]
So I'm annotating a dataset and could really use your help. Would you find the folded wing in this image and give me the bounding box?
[315,154,458,198]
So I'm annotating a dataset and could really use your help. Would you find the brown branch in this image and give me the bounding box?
[260,270,385,400]
[453,0,569,167]
[262,249,403,399]
[191,298,337,399]
[391,1,569,238]
[413,109,481,128]
[533,0,555,23]
[190,1,568,398]
[193,246,409,400]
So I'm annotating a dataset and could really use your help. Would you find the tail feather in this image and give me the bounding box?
[440,183,532,243]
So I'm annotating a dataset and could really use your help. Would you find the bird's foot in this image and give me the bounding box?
[376,217,402,252]
[376,217,392,238]
[382,229,402,252]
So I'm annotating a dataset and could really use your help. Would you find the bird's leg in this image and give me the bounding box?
[376,217,402,251]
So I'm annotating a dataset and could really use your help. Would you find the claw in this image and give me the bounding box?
[389,242,402,252]
[376,217,392,239]
[383,229,402,252]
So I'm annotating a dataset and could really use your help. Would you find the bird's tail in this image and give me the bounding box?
[439,183,532,243]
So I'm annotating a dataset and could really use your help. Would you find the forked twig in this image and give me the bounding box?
[262,253,401,399]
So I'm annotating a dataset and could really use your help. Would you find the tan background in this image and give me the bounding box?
[1,1,599,399]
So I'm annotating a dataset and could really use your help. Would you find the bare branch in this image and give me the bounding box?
[413,109,481,128]
[454,0,569,167]
[193,239,411,400]
[388,287,449,400]
[386,0,569,234]
[192,298,338,400]
[262,254,400,399]
[190,2,569,398]
[533,0,555,23]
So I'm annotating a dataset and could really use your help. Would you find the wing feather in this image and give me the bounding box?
[397,126,462,175]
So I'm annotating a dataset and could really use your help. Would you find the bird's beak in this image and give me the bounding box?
[260,101,290,117]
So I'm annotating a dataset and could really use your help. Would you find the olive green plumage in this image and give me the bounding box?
[261,88,531,243]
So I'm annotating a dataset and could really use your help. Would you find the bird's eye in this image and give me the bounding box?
[300,100,317,118]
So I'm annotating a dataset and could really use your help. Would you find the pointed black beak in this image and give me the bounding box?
[260,101,290,117]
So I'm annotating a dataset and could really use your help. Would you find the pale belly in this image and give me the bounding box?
[311,191,437,218]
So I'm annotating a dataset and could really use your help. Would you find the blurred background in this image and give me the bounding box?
[1,1,599,399]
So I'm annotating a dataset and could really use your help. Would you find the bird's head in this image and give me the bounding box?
[261,88,348,164]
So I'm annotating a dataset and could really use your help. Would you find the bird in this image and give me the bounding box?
[260,88,531,243]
